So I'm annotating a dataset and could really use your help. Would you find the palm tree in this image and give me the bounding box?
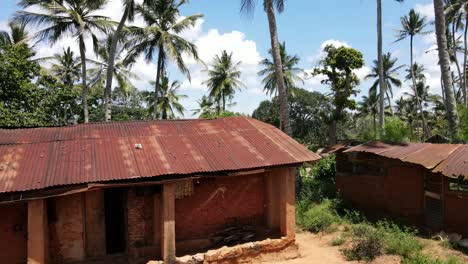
[258,42,303,97]
[104,0,137,122]
[192,96,216,118]
[0,22,29,48]
[88,36,137,101]
[446,0,468,106]
[15,0,115,123]
[433,0,460,140]
[50,47,81,87]
[358,90,379,136]
[241,0,292,136]
[395,8,431,137]
[377,0,404,135]
[151,76,187,119]
[204,50,245,113]
[395,96,417,137]
[365,52,404,115]
[127,0,203,119]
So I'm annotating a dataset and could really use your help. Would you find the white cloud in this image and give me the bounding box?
[414,3,434,20]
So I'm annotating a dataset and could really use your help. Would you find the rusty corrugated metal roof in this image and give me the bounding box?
[344,141,466,178]
[0,117,320,194]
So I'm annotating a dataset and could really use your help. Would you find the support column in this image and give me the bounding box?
[265,172,280,230]
[27,199,48,264]
[84,190,106,257]
[279,168,296,239]
[161,183,176,263]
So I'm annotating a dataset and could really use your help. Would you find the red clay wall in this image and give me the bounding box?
[127,187,155,248]
[336,153,424,226]
[0,203,27,264]
[48,193,85,263]
[443,179,468,236]
[175,174,265,242]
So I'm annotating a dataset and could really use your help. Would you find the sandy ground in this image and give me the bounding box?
[259,231,467,264]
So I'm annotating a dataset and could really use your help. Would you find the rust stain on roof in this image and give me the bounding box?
[0,117,320,194]
[344,141,466,178]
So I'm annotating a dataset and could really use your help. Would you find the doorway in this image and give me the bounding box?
[104,188,127,254]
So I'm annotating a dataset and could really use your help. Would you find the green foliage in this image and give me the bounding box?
[299,155,336,203]
[344,224,384,261]
[253,87,331,146]
[459,105,468,142]
[330,235,346,246]
[376,221,422,258]
[383,116,411,142]
[402,253,462,264]
[296,199,341,233]
[200,110,240,119]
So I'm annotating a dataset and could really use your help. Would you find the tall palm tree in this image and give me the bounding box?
[258,42,303,97]
[365,52,404,115]
[395,96,417,137]
[377,0,404,135]
[241,0,292,136]
[396,8,431,137]
[150,76,186,119]
[15,0,114,123]
[446,0,468,106]
[88,36,137,101]
[434,0,460,140]
[50,47,81,87]
[104,0,137,121]
[127,0,202,119]
[204,50,245,113]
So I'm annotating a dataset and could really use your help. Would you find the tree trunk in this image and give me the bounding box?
[377,0,385,137]
[79,36,89,123]
[464,13,468,106]
[386,90,394,116]
[410,36,428,139]
[154,48,164,119]
[104,8,129,122]
[265,0,292,136]
[451,21,464,98]
[222,94,226,112]
[433,0,460,140]
[373,113,377,137]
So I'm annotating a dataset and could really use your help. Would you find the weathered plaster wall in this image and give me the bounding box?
[0,203,27,264]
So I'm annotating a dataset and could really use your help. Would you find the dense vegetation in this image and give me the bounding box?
[296,156,465,264]
[0,0,466,146]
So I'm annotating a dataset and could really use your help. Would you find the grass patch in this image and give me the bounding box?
[377,221,423,258]
[330,235,345,246]
[343,224,384,261]
[402,253,463,264]
[296,199,341,233]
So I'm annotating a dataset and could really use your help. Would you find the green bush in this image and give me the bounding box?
[296,199,341,233]
[402,253,462,264]
[377,221,422,258]
[300,155,336,203]
[383,116,411,143]
[344,224,384,261]
[459,105,468,142]
[331,235,345,246]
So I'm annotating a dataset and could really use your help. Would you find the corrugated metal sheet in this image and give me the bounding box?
[344,141,466,178]
[0,117,320,194]
[434,145,468,178]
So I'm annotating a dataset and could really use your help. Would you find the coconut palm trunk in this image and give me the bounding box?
[104,8,129,122]
[377,0,386,136]
[464,13,468,106]
[79,35,89,123]
[409,36,428,138]
[434,0,460,140]
[264,0,292,136]
[154,48,165,119]
[451,22,464,98]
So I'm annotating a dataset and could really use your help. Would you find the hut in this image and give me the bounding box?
[335,142,468,236]
[0,117,320,264]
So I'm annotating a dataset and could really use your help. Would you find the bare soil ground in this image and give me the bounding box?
[258,231,468,264]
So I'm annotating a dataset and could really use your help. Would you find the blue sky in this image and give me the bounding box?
[0,0,439,116]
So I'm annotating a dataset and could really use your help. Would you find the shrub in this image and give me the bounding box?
[377,221,422,258]
[297,199,341,233]
[344,224,384,261]
[300,155,336,203]
[402,253,462,264]
[331,235,345,246]
[383,116,410,143]
[459,105,468,142]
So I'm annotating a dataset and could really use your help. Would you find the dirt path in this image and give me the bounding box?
[264,232,348,264]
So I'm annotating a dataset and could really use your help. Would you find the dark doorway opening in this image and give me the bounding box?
[104,188,127,254]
